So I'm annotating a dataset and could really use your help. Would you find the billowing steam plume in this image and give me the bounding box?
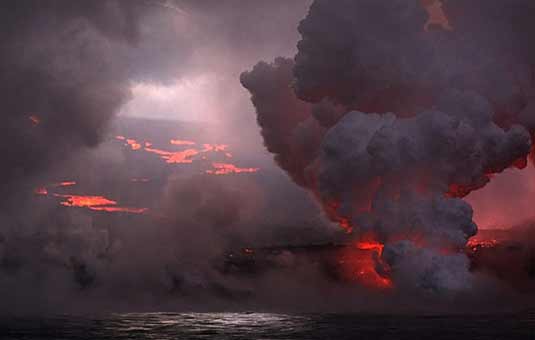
[242,0,535,292]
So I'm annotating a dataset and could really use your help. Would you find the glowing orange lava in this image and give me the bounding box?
[144,146,199,164]
[170,139,195,146]
[53,193,147,214]
[54,194,117,207]
[338,240,392,289]
[126,139,142,150]
[34,187,48,195]
[54,181,76,187]
[205,163,259,175]
[202,144,228,152]
[467,237,498,252]
[88,206,148,214]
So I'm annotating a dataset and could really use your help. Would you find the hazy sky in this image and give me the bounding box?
[119,0,312,123]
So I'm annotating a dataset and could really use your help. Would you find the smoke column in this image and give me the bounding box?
[242,0,535,293]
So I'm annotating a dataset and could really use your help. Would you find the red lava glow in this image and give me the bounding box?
[88,206,148,213]
[34,187,48,195]
[202,144,228,152]
[55,181,76,187]
[467,236,499,252]
[54,194,117,207]
[356,241,385,254]
[126,139,142,150]
[339,240,392,289]
[205,163,259,175]
[29,115,40,126]
[145,146,199,164]
[116,135,258,171]
[54,194,147,214]
[421,0,452,31]
[170,139,195,146]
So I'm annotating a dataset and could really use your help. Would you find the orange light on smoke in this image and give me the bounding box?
[205,162,259,175]
[338,240,393,289]
[422,0,452,31]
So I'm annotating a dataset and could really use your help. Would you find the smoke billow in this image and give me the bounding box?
[0,0,191,197]
[242,0,535,293]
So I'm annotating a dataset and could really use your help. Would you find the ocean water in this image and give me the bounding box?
[1,312,533,340]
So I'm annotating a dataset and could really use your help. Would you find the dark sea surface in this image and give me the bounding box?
[1,312,533,340]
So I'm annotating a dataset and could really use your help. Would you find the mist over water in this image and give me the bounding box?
[2,313,533,340]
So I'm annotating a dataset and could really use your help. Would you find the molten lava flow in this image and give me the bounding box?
[54,181,76,187]
[54,194,117,207]
[205,163,259,175]
[356,241,385,254]
[202,144,228,152]
[53,193,147,214]
[34,187,48,195]
[338,240,392,289]
[170,139,195,146]
[144,146,199,164]
[421,0,452,31]
[29,115,40,126]
[88,206,148,214]
[126,139,142,150]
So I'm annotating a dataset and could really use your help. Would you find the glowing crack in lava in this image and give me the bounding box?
[53,194,147,214]
[205,163,260,175]
[339,241,392,289]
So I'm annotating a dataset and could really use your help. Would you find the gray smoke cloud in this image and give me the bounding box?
[242,0,535,293]
[0,0,193,198]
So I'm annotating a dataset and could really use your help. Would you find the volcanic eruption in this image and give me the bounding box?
[241,0,535,292]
